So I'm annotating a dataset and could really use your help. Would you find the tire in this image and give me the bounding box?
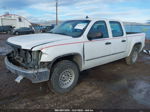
[48,60,79,94]
[125,46,139,65]
[15,32,19,35]
[7,31,11,34]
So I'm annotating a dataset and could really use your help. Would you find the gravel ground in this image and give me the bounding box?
[0,34,150,109]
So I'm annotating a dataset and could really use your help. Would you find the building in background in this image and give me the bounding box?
[0,14,32,29]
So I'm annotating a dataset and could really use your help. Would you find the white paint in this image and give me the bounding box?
[74,23,87,30]
[7,33,72,50]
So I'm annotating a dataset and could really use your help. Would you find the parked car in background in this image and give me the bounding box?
[41,25,55,33]
[12,27,34,35]
[0,25,13,34]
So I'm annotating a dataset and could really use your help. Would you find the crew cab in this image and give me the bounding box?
[5,19,145,93]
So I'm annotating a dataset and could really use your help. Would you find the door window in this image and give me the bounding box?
[88,21,109,40]
[110,21,124,37]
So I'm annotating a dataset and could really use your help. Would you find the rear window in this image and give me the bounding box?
[110,21,124,37]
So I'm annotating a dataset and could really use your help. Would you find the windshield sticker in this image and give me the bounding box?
[74,23,87,30]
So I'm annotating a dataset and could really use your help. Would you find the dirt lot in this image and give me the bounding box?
[0,34,150,109]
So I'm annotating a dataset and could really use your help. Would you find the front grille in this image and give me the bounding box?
[7,43,31,68]
[7,43,42,69]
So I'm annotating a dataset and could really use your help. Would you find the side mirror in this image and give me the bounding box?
[87,32,103,40]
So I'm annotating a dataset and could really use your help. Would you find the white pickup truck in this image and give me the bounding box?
[5,19,145,93]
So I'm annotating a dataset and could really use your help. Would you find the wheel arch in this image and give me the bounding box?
[49,53,83,73]
[133,42,142,52]
[128,42,142,56]
[126,42,142,65]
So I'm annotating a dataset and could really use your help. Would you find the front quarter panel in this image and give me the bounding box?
[40,43,84,62]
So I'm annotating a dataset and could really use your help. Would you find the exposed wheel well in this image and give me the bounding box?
[50,54,82,72]
[133,42,142,52]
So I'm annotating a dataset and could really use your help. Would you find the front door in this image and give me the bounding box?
[84,21,112,69]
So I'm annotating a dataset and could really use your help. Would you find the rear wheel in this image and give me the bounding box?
[7,31,11,34]
[126,46,139,65]
[48,60,79,94]
[15,32,19,35]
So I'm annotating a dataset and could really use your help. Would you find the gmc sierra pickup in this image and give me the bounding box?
[5,19,145,93]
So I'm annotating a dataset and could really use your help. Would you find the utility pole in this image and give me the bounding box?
[56,0,58,25]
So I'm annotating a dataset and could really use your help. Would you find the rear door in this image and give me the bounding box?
[26,28,30,34]
[0,26,3,32]
[24,28,29,34]
[109,21,127,58]
[27,28,32,34]
[84,21,112,69]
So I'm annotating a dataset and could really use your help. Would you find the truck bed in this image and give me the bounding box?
[126,32,145,37]
[126,32,141,34]
[126,32,145,55]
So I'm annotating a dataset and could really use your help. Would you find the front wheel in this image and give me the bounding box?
[125,46,139,65]
[48,60,79,94]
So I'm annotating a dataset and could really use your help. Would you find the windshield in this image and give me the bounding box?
[50,20,90,37]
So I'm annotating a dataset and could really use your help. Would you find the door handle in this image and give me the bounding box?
[122,40,126,42]
[105,42,111,45]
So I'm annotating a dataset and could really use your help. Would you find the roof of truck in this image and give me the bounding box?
[68,18,122,22]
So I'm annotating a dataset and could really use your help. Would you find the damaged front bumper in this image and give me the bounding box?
[5,57,50,83]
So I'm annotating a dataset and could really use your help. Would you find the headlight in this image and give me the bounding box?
[28,51,42,68]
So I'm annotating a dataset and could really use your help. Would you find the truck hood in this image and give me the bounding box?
[7,33,72,50]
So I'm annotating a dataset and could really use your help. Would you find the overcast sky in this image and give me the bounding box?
[0,0,150,23]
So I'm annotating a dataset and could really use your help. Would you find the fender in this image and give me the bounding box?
[128,42,142,56]
[47,53,83,74]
